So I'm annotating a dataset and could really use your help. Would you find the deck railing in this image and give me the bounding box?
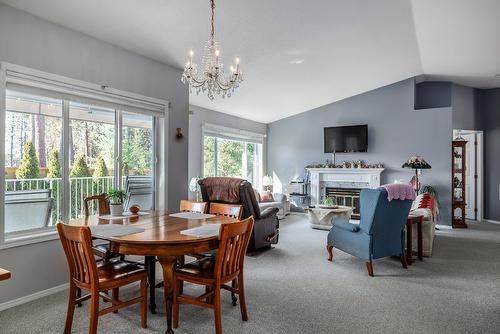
[5,176,118,224]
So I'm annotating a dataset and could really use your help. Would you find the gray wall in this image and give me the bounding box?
[414,81,451,110]
[188,105,267,197]
[267,78,452,224]
[0,4,188,304]
[482,88,500,221]
[452,84,483,131]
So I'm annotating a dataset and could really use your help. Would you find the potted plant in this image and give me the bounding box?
[319,196,338,209]
[107,188,127,216]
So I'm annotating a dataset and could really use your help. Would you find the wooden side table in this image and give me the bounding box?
[406,215,423,265]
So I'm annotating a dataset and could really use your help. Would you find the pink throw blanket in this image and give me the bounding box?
[381,183,416,202]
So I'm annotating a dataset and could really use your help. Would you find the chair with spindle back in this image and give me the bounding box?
[173,217,254,334]
[209,203,243,219]
[180,199,208,213]
[56,223,147,334]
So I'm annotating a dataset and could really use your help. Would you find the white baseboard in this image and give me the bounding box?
[483,219,500,225]
[0,283,68,312]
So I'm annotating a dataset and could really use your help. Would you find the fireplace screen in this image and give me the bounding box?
[326,187,361,218]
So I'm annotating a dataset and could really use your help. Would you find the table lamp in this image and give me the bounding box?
[402,156,431,193]
[262,175,273,192]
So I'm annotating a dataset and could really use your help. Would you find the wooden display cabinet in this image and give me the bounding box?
[452,140,467,228]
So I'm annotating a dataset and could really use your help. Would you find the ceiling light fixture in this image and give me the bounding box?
[181,0,243,100]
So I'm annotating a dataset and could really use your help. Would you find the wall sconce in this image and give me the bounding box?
[176,128,184,139]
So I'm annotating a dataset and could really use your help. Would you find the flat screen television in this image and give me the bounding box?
[324,125,368,153]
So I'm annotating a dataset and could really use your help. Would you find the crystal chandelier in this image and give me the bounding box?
[181,0,243,99]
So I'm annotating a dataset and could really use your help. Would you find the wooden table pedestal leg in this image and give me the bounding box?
[158,256,177,334]
[145,256,157,314]
[406,221,413,265]
[417,218,423,261]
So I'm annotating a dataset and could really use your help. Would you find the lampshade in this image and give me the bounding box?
[402,156,432,169]
[262,175,273,186]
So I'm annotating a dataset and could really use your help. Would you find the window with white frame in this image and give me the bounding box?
[202,124,264,189]
[0,63,167,242]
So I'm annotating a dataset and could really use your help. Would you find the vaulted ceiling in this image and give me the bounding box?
[1,0,499,123]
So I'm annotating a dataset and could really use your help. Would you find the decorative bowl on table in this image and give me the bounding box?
[129,204,141,215]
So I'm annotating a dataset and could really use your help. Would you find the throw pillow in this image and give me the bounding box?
[259,191,274,202]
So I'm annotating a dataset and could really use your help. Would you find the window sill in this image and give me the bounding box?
[0,229,59,250]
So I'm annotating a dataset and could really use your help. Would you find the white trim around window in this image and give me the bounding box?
[0,62,170,246]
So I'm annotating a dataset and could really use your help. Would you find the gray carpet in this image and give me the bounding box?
[1,215,499,334]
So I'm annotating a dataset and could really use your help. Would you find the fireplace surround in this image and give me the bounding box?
[306,168,385,218]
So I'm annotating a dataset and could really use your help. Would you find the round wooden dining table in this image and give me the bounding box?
[69,210,236,334]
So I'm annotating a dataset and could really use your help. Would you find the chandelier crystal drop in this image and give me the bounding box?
[181,0,243,100]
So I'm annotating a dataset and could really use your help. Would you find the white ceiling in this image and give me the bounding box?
[1,0,499,123]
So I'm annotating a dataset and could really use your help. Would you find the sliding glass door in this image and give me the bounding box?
[69,102,116,218]
[3,92,159,236]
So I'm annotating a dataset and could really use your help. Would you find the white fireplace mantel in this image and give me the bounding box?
[306,168,385,205]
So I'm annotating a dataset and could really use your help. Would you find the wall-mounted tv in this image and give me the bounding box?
[324,125,368,153]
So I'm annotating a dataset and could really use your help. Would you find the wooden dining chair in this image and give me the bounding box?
[180,199,208,213]
[83,193,110,217]
[209,203,243,219]
[84,194,123,261]
[173,217,255,334]
[57,223,148,334]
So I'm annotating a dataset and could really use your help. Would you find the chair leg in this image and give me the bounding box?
[400,255,408,269]
[365,261,374,277]
[141,278,148,329]
[237,273,248,322]
[326,245,333,262]
[205,285,213,304]
[89,292,100,334]
[64,283,77,334]
[173,278,180,329]
[76,287,82,307]
[231,279,238,306]
[213,287,222,334]
[112,288,119,313]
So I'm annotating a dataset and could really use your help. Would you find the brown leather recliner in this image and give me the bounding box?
[199,177,279,252]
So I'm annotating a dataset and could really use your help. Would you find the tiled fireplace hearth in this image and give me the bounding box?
[306,168,385,218]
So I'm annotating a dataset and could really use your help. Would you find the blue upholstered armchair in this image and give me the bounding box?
[326,188,412,277]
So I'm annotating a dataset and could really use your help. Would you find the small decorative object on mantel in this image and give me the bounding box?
[304,161,384,169]
[402,155,431,193]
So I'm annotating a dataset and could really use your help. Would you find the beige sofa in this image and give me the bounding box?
[409,194,438,257]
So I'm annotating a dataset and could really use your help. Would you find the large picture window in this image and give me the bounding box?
[0,63,168,243]
[203,126,263,188]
